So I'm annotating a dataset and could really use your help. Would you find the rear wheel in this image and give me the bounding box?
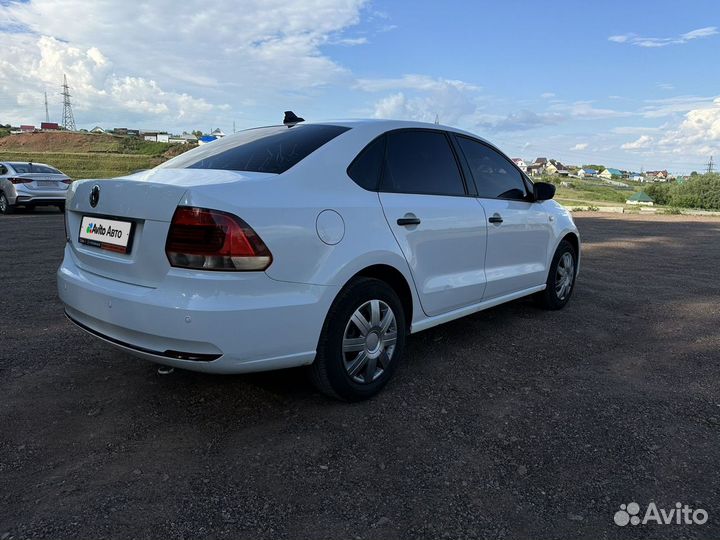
[535,239,577,310]
[310,277,406,401]
[0,193,13,215]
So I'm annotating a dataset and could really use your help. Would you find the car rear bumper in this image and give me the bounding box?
[11,185,67,205]
[57,244,338,373]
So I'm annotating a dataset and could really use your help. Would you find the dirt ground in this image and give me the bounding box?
[1,210,719,539]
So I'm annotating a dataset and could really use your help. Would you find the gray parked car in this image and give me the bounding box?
[0,162,71,214]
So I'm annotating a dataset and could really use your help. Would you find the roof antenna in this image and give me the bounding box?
[283,111,305,127]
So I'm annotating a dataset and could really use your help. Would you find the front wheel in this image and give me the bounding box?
[535,239,577,310]
[310,277,406,401]
[0,193,13,215]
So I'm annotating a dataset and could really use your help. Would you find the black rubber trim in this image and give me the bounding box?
[65,310,221,361]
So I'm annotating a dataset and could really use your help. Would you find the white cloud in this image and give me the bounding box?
[621,135,654,150]
[609,26,718,48]
[362,75,481,125]
[0,0,368,129]
[540,92,556,99]
[570,143,588,151]
[551,101,632,120]
[356,74,480,93]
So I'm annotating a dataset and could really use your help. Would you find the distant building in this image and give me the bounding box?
[626,192,654,206]
[512,158,527,172]
[210,128,225,138]
[113,127,128,135]
[198,135,217,145]
[545,159,569,176]
[578,168,598,178]
[599,167,623,179]
[20,125,36,133]
[168,133,198,144]
[90,126,105,133]
[40,122,60,131]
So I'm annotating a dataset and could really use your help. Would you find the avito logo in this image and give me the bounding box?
[614,502,708,526]
[85,222,123,239]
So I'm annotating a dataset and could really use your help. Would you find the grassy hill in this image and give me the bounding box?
[0,132,191,179]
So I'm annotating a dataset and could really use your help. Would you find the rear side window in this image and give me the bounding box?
[161,124,350,174]
[347,135,386,190]
[456,137,527,200]
[381,130,465,196]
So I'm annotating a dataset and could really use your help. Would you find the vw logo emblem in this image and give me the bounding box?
[89,184,100,208]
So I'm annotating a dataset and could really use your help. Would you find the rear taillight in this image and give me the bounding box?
[165,207,272,271]
[10,177,31,184]
[62,179,72,184]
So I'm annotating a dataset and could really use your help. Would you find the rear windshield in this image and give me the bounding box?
[11,163,62,174]
[160,124,350,174]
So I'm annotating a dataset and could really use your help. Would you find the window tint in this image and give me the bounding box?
[382,130,465,196]
[10,163,61,174]
[161,124,350,174]
[0,165,7,175]
[456,137,527,199]
[347,135,385,190]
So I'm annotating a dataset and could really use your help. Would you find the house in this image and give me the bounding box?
[599,167,623,179]
[40,122,60,131]
[512,158,527,172]
[578,168,598,178]
[198,135,217,145]
[626,192,654,206]
[646,170,669,182]
[113,127,128,135]
[211,128,225,138]
[545,159,569,176]
[157,133,169,143]
[526,163,544,176]
[526,157,548,176]
[90,126,105,134]
[168,133,198,144]
[20,125,36,133]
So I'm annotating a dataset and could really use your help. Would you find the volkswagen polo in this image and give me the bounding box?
[57,118,580,400]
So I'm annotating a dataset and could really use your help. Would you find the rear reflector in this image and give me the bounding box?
[165,207,272,271]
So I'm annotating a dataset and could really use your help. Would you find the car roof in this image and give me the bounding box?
[309,118,489,141]
[3,161,56,168]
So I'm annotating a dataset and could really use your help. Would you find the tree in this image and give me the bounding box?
[192,130,203,138]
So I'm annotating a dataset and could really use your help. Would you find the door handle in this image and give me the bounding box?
[488,214,503,224]
[397,215,421,226]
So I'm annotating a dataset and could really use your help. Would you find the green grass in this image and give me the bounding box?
[0,151,163,180]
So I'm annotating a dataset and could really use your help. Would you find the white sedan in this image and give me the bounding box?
[58,118,580,400]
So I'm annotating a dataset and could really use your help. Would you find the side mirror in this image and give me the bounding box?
[533,182,556,201]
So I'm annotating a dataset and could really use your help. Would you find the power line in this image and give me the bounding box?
[61,74,76,131]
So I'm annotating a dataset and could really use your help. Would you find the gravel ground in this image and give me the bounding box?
[1,210,719,539]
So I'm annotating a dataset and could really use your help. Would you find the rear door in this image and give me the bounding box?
[378,129,488,317]
[454,135,551,299]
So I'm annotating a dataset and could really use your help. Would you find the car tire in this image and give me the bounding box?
[309,277,406,401]
[535,239,577,310]
[0,192,13,215]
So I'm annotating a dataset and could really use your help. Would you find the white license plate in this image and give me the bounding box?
[79,216,134,253]
[37,181,56,187]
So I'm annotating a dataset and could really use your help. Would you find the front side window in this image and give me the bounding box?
[456,137,527,200]
[160,124,350,174]
[381,130,465,196]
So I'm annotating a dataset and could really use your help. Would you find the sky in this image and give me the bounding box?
[0,0,719,174]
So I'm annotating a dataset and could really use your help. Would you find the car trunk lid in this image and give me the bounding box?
[66,169,274,287]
